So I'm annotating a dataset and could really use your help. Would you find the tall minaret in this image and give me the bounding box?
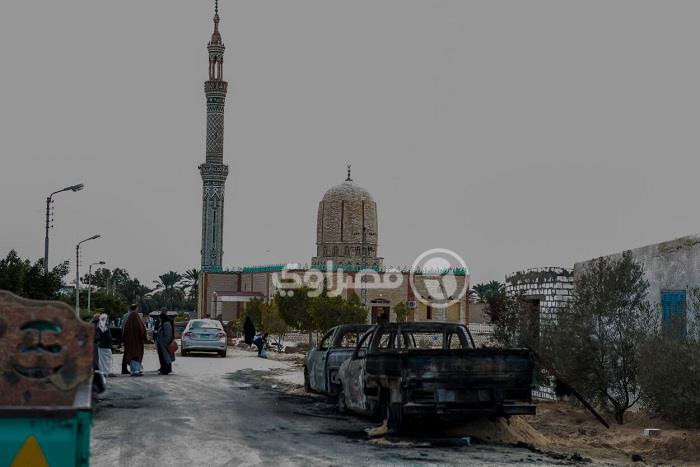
[199,0,229,271]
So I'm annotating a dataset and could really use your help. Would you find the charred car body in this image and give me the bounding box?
[337,322,536,429]
[305,324,372,395]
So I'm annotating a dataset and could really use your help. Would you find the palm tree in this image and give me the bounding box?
[152,271,185,310]
[153,271,183,291]
[472,281,506,303]
[182,268,200,303]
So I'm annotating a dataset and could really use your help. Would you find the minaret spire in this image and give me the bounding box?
[210,1,223,48]
[346,164,353,182]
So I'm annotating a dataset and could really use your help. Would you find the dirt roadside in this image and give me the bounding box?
[528,401,700,466]
[263,349,700,466]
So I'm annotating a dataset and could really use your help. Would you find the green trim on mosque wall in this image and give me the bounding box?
[213,263,468,276]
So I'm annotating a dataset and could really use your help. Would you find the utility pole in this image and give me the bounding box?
[44,183,84,274]
[75,234,101,316]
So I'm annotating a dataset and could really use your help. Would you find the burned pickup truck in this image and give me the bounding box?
[304,324,372,395]
[337,322,536,430]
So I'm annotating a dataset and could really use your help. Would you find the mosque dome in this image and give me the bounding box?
[312,168,382,268]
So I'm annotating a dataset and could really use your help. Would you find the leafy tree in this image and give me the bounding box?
[310,291,368,333]
[90,291,127,318]
[60,289,125,320]
[82,267,150,305]
[638,288,700,427]
[476,280,538,348]
[485,293,539,348]
[393,302,411,323]
[120,278,150,305]
[275,287,315,334]
[261,302,288,343]
[244,298,265,328]
[0,250,69,300]
[542,252,651,424]
[82,268,113,290]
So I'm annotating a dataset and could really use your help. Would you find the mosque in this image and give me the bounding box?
[195,5,468,325]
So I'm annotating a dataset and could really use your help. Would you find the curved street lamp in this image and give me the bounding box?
[75,234,101,315]
[44,183,84,274]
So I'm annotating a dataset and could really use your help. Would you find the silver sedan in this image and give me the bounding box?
[180,319,227,357]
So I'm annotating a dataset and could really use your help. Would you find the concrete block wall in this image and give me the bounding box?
[505,267,574,322]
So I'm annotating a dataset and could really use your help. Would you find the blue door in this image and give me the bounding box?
[661,290,686,335]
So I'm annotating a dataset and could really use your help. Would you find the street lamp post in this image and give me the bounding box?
[44,183,84,274]
[87,261,106,317]
[75,234,101,316]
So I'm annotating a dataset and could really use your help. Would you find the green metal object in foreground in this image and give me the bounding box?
[0,384,92,467]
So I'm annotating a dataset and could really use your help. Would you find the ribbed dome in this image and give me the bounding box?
[312,174,382,268]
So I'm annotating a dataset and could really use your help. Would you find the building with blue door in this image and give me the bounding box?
[574,234,700,330]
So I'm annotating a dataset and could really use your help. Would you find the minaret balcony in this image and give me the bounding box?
[205,81,228,94]
[199,162,229,182]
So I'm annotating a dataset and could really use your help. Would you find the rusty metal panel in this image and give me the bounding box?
[0,291,94,406]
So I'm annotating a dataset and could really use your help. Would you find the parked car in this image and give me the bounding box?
[181,319,227,357]
[304,324,372,395]
[337,322,536,431]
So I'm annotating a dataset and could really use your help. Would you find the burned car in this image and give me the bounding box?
[304,324,372,395]
[337,322,536,430]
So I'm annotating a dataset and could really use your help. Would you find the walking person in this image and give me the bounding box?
[155,308,175,375]
[121,304,137,374]
[122,305,146,376]
[243,316,256,347]
[95,314,114,376]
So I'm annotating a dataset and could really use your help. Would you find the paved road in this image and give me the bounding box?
[91,349,593,466]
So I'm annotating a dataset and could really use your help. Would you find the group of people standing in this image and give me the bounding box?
[92,305,176,377]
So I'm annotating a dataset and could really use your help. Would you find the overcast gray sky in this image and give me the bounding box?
[1,0,699,286]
